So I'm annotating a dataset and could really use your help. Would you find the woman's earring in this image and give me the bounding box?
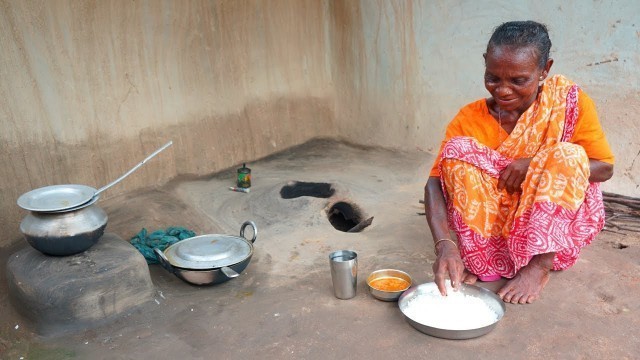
[539,76,544,81]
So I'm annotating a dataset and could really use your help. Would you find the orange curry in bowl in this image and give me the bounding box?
[369,277,411,292]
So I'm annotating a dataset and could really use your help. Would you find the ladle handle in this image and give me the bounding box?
[95,141,173,196]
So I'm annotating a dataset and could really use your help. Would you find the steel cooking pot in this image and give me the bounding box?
[20,204,108,256]
[154,221,257,285]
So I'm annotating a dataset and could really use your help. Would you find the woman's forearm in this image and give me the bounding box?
[424,177,451,243]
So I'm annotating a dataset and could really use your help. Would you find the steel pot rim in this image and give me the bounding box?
[167,253,253,271]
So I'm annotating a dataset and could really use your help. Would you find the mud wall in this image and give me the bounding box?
[331,0,640,196]
[0,0,335,246]
[2,0,638,247]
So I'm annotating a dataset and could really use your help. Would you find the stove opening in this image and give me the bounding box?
[327,201,373,233]
[280,181,335,199]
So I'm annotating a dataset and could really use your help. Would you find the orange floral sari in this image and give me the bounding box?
[438,75,605,279]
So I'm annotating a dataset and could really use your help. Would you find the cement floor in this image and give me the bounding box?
[1,139,639,359]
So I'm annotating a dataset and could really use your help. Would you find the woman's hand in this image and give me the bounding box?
[497,158,532,193]
[432,242,465,296]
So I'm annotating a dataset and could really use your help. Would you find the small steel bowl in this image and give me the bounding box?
[367,269,412,301]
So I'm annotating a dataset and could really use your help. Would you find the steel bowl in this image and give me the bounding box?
[398,282,506,339]
[367,269,412,301]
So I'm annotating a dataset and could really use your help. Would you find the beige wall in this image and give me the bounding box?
[0,0,336,245]
[2,0,638,246]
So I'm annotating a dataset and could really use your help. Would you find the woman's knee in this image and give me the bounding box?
[553,142,587,158]
[539,142,588,164]
[530,142,590,185]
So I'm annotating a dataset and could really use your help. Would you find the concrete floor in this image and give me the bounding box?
[1,139,639,359]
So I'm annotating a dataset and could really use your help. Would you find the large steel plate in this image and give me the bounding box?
[17,184,96,212]
[398,282,506,339]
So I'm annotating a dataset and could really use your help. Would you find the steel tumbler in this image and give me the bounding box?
[329,250,358,299]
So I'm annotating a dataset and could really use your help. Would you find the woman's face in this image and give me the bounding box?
[484,45,551,114]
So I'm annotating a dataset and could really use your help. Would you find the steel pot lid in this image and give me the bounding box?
[17,184,96,212]
[164,234,253,270]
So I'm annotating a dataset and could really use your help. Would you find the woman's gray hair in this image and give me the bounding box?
[487,21,552,68]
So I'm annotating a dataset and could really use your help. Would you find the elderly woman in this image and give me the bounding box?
[425,21,614,304]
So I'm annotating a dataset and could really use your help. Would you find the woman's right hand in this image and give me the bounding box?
[424,176,465,296]
[432,242,465,296]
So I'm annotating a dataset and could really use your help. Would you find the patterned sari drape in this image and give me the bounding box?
[438,75,605,279]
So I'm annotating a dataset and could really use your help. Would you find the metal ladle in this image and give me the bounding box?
[17,141,173,212]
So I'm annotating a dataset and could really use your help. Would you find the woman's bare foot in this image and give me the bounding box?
[462,270,478,285]
[497,253,554,304]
